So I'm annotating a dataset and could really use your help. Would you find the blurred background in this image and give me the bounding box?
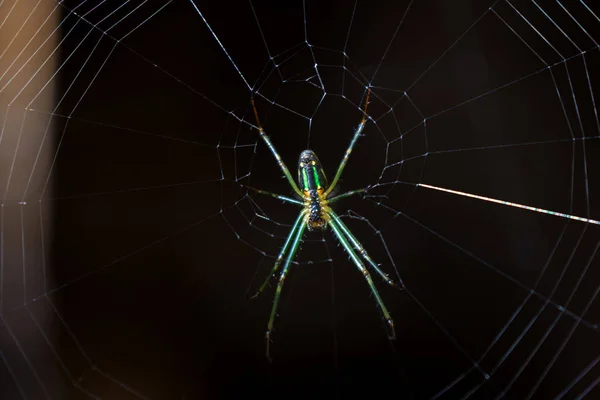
[0,1,599,399]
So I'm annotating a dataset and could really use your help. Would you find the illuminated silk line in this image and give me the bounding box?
[418,183,600,226]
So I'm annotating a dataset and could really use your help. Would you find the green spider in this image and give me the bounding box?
[248,89,398,361]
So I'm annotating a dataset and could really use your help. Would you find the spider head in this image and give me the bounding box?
[306,194,329,230]
[297,150,328,195]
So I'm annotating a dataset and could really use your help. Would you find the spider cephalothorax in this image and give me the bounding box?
[298,149,330,230]
[249,89,397,361]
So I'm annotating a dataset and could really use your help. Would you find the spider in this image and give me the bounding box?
[248,89,398,361]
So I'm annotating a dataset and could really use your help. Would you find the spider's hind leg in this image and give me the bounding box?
[324,88,372,198]
[251,97,303,197]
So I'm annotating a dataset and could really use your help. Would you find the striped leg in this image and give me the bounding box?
[251,98,303,197]
[328,217,396,340]
[324,88,371,197]
[329,210,399,287]
[251,211,306,299]
[265,212,307,361]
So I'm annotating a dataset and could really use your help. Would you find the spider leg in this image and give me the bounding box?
[324,88,371,197]
[265,212,307,362]
[328,216,396,340]
[329,210,400,288]
[327,188,366,204]
[251,211,306,299]
[328,186,389,205]
[242,184,303,206]
[251,97,303,197]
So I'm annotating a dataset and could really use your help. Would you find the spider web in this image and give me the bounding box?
[0,0,599,399]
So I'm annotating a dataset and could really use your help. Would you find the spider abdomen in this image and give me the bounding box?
[298,149,331,230]
[298,150,328,193]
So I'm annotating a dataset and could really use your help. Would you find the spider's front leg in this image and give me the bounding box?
[328,216,396,340]
[263,211,307,361]
[329,210,401,288]
[251,211,305,299]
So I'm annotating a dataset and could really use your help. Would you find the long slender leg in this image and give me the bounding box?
[251,211,305,299]
[251,98,303,197]
[329,211,399,287]
[242,184,304,206]
[328,218,396,340]
[324,88,371,197]
[265,213,307,361]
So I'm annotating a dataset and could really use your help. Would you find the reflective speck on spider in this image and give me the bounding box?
[249,89,398,361]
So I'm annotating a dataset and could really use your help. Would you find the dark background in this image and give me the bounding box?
[1,0,600,399]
